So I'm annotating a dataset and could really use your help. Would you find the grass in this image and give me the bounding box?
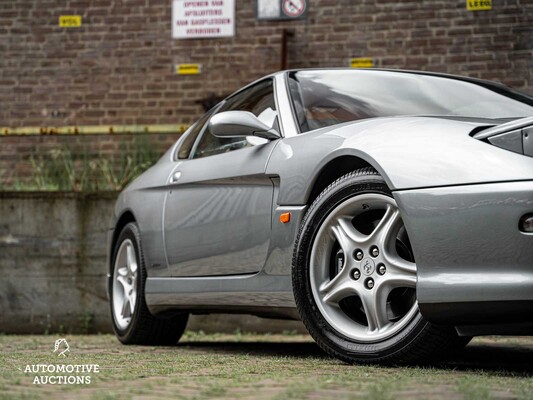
[0,136,160,192]
[0,333,531,399]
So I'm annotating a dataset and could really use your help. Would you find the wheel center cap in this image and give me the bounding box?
[361,258,375,276]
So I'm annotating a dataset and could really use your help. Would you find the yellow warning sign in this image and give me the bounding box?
[466,0,492,11]
[350,58,374,68]
[175,64,203,75]
[59,15,82,27]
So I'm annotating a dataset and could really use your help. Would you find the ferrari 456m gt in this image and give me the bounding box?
[108,69,533,364]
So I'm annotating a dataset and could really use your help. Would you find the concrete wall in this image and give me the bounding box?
[0,192,305,334]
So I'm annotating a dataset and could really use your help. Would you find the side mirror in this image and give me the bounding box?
[209,111,281,140]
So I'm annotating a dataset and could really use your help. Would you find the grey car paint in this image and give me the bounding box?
[473,116,533,156]
[110,70,533,332]
[163,143,277,277]
[395,182,533,304]
[209,110,282,140]
[267,115,533,205]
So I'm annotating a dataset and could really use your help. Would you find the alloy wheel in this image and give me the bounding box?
[112,239,138,330]
[309,193,418,342]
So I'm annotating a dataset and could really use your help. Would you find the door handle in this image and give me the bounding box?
[170,171,182,183]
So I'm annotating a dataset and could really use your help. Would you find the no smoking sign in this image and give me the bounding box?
[282,0,306,18]
[257,0,308,20]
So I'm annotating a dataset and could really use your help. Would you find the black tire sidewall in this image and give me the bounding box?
[293,172,428,362]
[109,222,147,342]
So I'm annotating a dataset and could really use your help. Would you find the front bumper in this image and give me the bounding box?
[394,180,533,326]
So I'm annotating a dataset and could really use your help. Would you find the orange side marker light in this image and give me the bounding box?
[280,212,291,224]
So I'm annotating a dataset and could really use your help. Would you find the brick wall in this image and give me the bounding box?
[1,0,532,187]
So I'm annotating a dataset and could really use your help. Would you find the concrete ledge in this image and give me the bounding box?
[0,192,305,334]
[0,124,190,136]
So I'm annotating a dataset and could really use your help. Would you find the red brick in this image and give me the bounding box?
[0,0,531,187]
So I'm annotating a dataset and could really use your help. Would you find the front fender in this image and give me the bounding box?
[267,117,533,206]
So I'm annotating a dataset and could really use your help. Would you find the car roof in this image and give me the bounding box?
[280,68,533,102]
[279,67,511,91]
[224,68,532,110]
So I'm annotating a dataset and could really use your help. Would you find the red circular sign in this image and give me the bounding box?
[282,0,306,18]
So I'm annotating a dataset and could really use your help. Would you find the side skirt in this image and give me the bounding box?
[145,272,298,319]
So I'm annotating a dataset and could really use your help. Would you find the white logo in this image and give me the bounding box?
[53,338,70,357]
[21,339,100,385]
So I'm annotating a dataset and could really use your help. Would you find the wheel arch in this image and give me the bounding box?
[109,210,137,273]
[306,154,381,206]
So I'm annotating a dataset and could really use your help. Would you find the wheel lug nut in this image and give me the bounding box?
[370,246,379,257]
[378,264,386,275]
[352,269,361,280]
[354,249,364,261]
[366,278,374,289]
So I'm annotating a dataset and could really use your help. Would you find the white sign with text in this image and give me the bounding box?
[172,0,235,39]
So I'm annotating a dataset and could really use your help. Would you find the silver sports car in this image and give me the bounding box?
[108,69,533,364]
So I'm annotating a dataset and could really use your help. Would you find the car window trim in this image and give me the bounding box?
[173,108,212,161]
[172,121,199,161]
[170,126,191,162]
[285,72,305,135]
[271,76,285,138]
[277,72,301,137]
[188,101,225,160]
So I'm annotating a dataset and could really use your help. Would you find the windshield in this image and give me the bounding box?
[288,70,533,133]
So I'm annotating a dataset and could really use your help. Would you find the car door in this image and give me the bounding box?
[164,79,280,277]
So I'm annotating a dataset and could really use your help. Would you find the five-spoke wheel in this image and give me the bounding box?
[311,194,418,342]
[109,222,189,345]
[293,169,470,364]
[112,239,138,330]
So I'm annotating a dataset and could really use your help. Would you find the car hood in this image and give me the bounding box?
[303,115,515,140]
[269,114,533,197]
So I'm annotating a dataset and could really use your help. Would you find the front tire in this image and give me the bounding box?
[110,222,189,345]
[292,169,469,364]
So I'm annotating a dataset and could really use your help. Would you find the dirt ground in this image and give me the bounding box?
[0,333,531,400]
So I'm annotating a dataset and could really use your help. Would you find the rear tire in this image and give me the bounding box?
[110,222,189,345]
[292,168,470,364]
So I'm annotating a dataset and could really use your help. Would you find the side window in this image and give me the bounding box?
[193,79,278,159]
[176,108,215,159]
